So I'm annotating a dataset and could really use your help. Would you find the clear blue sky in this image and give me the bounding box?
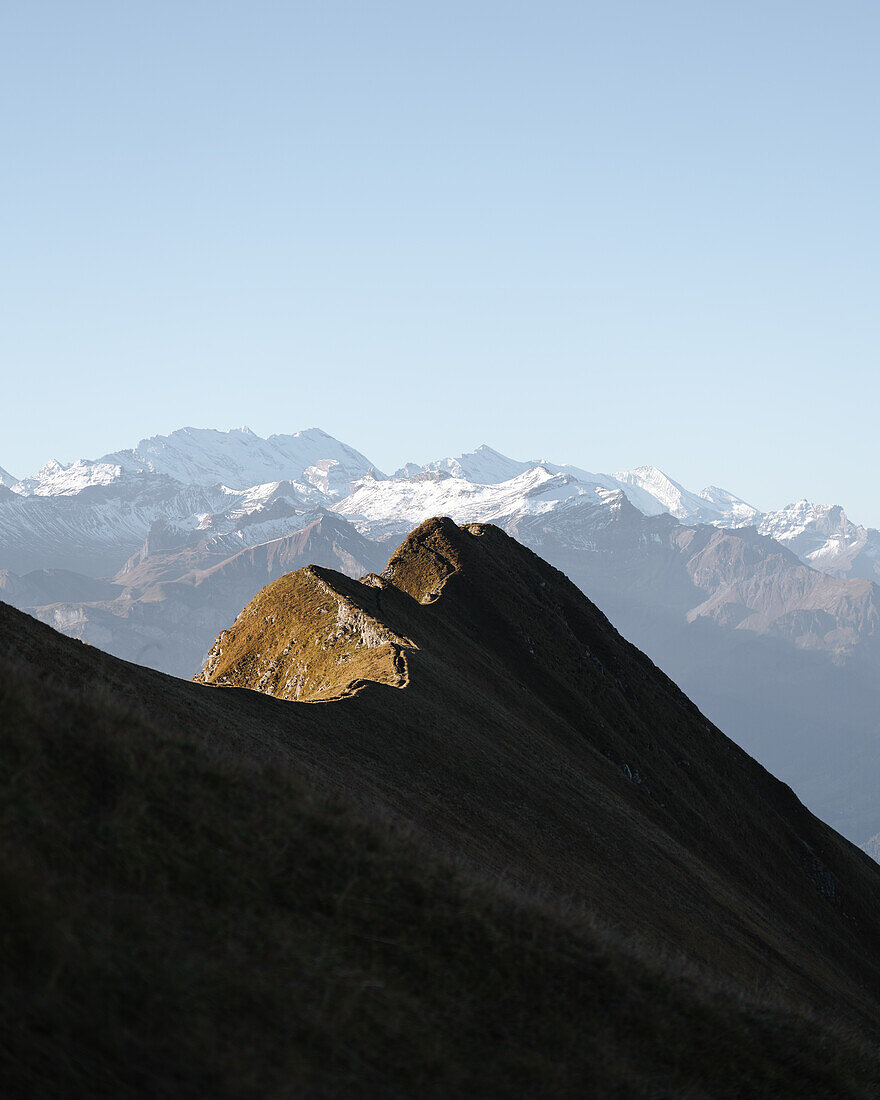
[1,2,878,520]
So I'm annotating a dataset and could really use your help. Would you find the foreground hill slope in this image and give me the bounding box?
[197,519,880,1027]
[2,519,880,1094]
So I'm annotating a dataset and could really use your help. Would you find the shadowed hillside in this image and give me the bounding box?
[3,518,880,1095]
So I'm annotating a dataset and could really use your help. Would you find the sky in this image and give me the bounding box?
[1,2,878,520]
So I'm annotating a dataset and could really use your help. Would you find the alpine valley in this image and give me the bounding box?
[2,425,879,849]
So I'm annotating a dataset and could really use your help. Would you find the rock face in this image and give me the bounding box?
[505,495,880,842]
[504,492,880,659]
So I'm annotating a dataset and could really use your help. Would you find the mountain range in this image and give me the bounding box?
[4,516,880,1095]
[2,425,879,848]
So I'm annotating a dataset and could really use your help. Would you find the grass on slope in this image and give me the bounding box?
[197,566,411,701]
[1,653,878,1099]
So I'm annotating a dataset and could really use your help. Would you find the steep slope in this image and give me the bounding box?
[5,425,880,851]
[3,595,879,1096]
[509,493,880,841]
[12,431,880,846]
[197,518,880,1046]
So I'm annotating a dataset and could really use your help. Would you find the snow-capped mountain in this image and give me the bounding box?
[613,466,760,525]
[394,444,535,485]
[392,446,760,527]
[334,466,622,541]
[0,427,384,575]
[334,460,759,544]
[116,480,332,577]
[3,427,876,581]
[3,428,877,582]
[758,501,880,580]
[0,473,233,576]
[14,426,382,499]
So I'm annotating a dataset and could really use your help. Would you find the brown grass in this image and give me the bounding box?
[196,566,413,701]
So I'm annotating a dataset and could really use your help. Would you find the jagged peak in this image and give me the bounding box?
[380,516,468,604]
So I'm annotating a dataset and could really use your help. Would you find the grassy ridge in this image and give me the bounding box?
[2,653,877,1098]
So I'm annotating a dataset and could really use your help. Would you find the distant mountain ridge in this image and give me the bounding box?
[5,427,877,575]
[15,425,383,496]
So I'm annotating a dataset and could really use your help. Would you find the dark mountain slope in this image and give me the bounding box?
[3,519,880,1094]
[509,495,880,842]
[198,518,880,1031]
[2,607,877,1097]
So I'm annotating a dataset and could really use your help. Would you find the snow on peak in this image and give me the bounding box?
[11,426,385,506]
[333,464,615,541]
[697,486,761,524]
[4,425,877,582]
[613,466,702,519]
[756,500,880,579]
[613,466,758,525]
[93,426,385,496]
[395,448,758,528]
[13,459,129,497]
[400,445,619,495]
[760,500,852,539]
[402,445,533,486]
